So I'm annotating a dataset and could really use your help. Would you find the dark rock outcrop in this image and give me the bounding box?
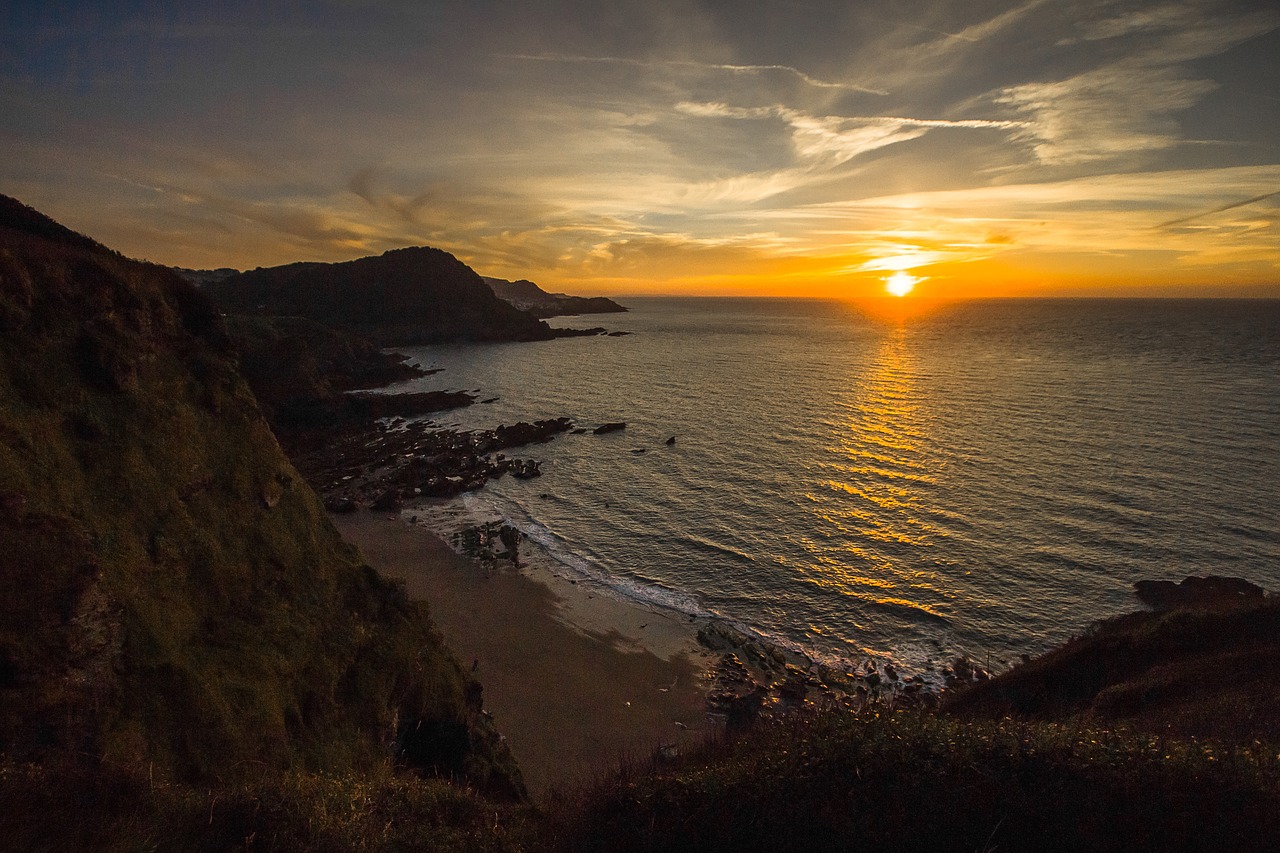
[1133,575,1266,610]
[299,417,575,508]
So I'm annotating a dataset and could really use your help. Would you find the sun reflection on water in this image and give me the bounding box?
[797,323,952,633]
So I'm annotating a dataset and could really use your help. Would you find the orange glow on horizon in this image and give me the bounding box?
[501,249,1280,301]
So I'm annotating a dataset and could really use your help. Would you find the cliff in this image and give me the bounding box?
[484,276,627,319]
[0,195,522,796]
[205,247,557,345]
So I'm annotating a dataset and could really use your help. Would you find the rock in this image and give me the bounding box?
[498,525,521,567]
[510,459,542,479]
[552,326,607,338]
[324,496,358,513]
[1134,575,1266,610]
[491,417,574,448]
[593,422,626,435]
[665,435,676,445]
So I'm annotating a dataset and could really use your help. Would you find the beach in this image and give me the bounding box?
[332,512,715,799]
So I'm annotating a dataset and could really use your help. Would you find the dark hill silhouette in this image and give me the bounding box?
[0,194,113,255]
[484,275,627,318]
[207,247,556,345]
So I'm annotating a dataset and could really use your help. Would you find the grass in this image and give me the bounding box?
[543,708,1280,853]
[0,758,542,852]
[942,597,1280,742]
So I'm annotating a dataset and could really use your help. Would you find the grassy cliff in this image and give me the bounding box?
[0,196,522,799]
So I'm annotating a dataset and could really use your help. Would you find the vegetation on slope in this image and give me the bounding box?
[0,195,522,799]
[943,590,1280,742]
[547,706,1280,853]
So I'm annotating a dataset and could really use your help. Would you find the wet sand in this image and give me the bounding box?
[332,512,714,799]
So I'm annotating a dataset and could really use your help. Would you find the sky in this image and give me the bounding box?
[2,0,1278,298]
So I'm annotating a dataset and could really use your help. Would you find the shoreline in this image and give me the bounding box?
[331,511,716,799]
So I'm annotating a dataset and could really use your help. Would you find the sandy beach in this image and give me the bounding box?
[332,512,715,799]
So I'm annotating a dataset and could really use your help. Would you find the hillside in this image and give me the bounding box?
[0,195,522,798]
[942,578,1280,741]
[205,247,557,345]
[484,276,627,318]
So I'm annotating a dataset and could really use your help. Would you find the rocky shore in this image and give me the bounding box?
[290,407,576,511]
[275,369,999,734]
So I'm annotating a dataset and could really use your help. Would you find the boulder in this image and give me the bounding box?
[1134,575,1266,610]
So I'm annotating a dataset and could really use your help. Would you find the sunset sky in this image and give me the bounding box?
[2,0,1277,297]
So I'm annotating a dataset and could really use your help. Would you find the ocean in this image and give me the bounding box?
[391,297,1280,677]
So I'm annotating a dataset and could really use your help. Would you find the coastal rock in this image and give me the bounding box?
[1134,575,1266,610]
[593,422,626,435]
[509,459,542,479]
[491,418,574,448]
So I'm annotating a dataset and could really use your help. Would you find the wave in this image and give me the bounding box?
[458,491,711,619]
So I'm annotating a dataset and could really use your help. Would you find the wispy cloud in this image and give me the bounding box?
[660,101,1028,206]
[501,53,889,96]
[996,5,1279,166]
[997,63,1216,165]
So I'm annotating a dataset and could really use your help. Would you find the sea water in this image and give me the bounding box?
[390,298,1280,674]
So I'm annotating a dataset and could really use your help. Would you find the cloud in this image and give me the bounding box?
[995,4,1279,166]
[668,101,1027,204]
[997,63,1216,165]
[1059,3,1200,44]
[501,53,889,96]
[757,165,1280,276]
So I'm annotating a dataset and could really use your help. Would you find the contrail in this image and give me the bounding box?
[1157,190,1280,228]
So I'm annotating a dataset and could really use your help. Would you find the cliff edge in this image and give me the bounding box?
[0,195,523,796]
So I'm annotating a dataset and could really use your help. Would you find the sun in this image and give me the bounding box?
[884,271,919,297]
